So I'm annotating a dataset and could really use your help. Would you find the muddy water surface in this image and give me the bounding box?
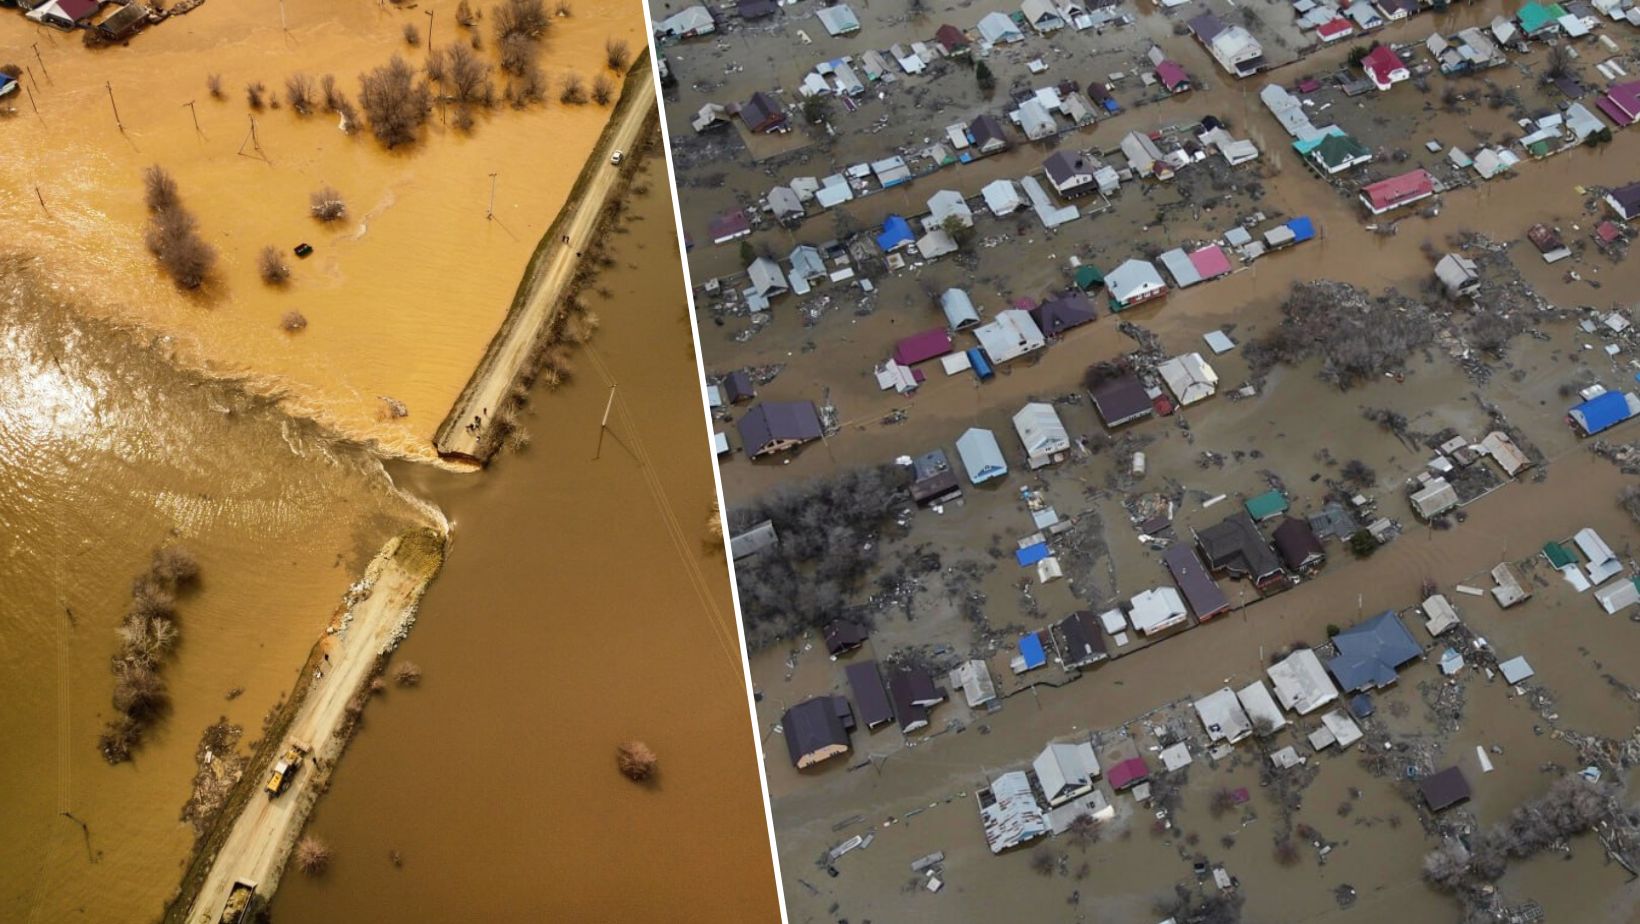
[0,0,644,459]
[269,163,781,922]
[0,257,426,923]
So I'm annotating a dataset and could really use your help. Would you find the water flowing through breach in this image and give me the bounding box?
[0,252,437,924]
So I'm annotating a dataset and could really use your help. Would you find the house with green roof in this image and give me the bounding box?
[1515,2,1566,37]
[1244,490,1289,522]
[1074,265,1105,291]
[1306,132,1373,175]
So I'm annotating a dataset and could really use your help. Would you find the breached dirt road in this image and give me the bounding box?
[178,528,444,924]
[434,57,659,464]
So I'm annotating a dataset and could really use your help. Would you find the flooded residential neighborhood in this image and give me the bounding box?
[2,2,775,923]
[660,0,1640,918]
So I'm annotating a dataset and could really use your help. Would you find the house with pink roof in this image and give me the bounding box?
[1188,245,1232,281]
[1361,45,1409,91]
[1596,81,1640,127]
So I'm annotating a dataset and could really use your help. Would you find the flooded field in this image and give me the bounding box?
[268,157,780,922]
[0,256,428,923]
[665,0,1640,919]
[0,0,645,459]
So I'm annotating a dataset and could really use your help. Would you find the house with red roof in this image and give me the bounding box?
[1597,81,1640,128]
[1361,45,1409,91]
[1360,169,1436,215]
[1316,18,1355,43]
[1156,60,1191,94]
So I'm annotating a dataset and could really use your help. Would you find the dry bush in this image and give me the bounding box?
[144,201,216,290]
[285,73,316,115]
[561,309,600,343]
[309,186,346,222]
[206,73,224,99]
[98,715,141,764]
[455,0,477,27]
[392,661,423,687]
[552,0,572,15]
[281,311,308,333]
[498,32,534,76]
[616,741,657,781]
[1623,486,1640,526]
[605,37,630,72]
[494,0,548,43]
[294,836,332,875]
[592,73,614,106]
[559,72,587,105]
[1030,848,1056,876]
[1273,837,1301,866]
[334,97,360,133]
[320,74,343,111]
[452,106,476,133]
[425,47,448,83]
[1208,787,1238,819]
[151,546,201,588]
[357,55,431,148]
[112,661,169,720]
[258,246,290,285]
[446,44,495,107]
[505,61,546,108]
[143,165,179,213]
[246,81,267,110]
[402,22,420,46]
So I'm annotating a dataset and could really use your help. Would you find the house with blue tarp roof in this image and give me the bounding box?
[1017,633,1047,671]
[0,73,17,99]
[1286,216,1315,242]
[1016,542,1050,567]
[877,215,915,252]
[1326,611,1422,692]
[1568,390,1638,436]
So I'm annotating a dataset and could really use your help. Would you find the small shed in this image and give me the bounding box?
[1419,767,1472,811]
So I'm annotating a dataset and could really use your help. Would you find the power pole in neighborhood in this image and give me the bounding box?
[487,172,498,220]
[32,44,49,82]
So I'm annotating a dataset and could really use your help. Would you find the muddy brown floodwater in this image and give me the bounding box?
[0,256,428,923]
[0,0,645,460]
[268,158,780,921]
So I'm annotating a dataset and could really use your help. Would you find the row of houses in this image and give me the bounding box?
[5,0,149,37]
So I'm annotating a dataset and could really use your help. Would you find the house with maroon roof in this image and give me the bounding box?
[707,209,752,245]
[1597,81,1640,127]
[738,91,788,133]
[892,328,954,366]
[935,23,970,55]
[1156,60,1191,94]
[1107,756,1150,791]
[1360,169,1436,215]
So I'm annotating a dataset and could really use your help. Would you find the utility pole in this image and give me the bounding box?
[486,172,497,220]
[183,99,199,133]
[35,185,47,215]
[594,384,618,459]
[25,84,40,119]
[425,8,435,53]
[279,0,287,31]
[238,115,267,161]
[106,82,123,132]
[32,44,49,82]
